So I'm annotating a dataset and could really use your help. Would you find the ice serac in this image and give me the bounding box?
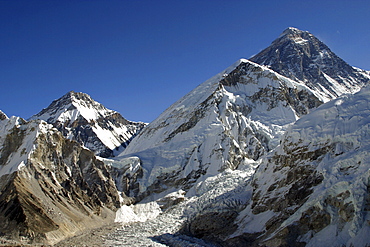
[30,91,146,158]
[0,117,121,245]
[118,59,322,199]
[250,27,370,101]
[227,85,370,246]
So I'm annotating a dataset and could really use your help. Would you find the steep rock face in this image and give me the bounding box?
[228,86,370,246]
[30,91,146,158]
[118,59,322,199]
[0,118,121,245]
[250,27,370,101]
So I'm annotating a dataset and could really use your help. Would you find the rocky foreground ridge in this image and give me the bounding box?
[0,114,121,245]
[1,27,370,246]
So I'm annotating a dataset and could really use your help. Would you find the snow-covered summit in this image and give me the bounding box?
[251,27,369,101]
[30,91,146,157]
[31,91,116,123]
[279,27,311,38]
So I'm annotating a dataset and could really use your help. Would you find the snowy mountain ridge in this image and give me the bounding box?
[118,58,323,198]
[30,91,146,157]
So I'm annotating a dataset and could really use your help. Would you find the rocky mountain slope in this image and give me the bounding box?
[250,27,370,101]
[30,91,146,158]
[0,112,121,245]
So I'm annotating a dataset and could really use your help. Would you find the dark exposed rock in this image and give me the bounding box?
[0,126,26,167]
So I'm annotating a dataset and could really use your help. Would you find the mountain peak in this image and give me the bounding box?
[30,91,146,157]
[61,91,96,107]
[31,91,110,123]
[250,28,369,101]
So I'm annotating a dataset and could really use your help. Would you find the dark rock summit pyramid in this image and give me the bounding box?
[250,27,370,101]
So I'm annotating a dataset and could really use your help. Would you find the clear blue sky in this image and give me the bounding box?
[1,0,369,122]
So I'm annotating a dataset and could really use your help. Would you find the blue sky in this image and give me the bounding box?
[1,0,369,122]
